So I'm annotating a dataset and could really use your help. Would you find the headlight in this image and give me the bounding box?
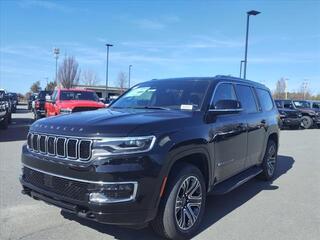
[60,108,72,114]
[92,136,156,157]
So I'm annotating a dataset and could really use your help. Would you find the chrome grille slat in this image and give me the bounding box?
[27,132,92,162]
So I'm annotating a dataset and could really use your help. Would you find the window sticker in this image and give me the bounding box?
[126,87,151,97]
[180,104,193,110]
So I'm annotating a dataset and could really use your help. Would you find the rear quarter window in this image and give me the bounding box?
[256,88,274,111]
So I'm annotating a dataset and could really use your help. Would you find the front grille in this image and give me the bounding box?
[23,167,89,201]
[27,133,92,161]
[72,107,99,113]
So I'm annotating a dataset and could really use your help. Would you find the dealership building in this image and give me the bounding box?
[74,85,126,99]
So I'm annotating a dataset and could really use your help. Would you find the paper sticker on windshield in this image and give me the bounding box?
[126,87,151,97]
[181,104,193,110]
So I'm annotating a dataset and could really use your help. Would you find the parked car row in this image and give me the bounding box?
[29,88,106,120]
[0,89,14,129]
[275,99,320,129]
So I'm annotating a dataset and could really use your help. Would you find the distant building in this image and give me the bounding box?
[73,85,127,99]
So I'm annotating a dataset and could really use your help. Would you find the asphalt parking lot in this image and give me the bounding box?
[0,105,319,240]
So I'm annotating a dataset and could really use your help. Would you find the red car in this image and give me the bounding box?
[45,89,105,116]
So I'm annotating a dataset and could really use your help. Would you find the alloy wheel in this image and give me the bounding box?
[175,176,202,230]
[267,144,276,176]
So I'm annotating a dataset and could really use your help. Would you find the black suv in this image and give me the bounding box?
[275,99,320,129]
[274,100,302,129]
[33,90,52,119]
[0,90,12,129]
[20,76,279,239]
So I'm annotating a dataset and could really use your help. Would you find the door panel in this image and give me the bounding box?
[212,114,247,181]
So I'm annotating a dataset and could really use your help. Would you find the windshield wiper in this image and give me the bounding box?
[132,106,170,110]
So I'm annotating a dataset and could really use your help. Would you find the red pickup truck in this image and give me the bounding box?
[45,89,105,116]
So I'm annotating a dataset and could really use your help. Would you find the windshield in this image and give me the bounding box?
[111,79,210,110]
[293,101,310,109]
[60,91,99,101]
[38,91,52,100]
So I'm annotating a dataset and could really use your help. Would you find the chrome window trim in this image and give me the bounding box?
[22,164,138,202]
[66,138,78,160]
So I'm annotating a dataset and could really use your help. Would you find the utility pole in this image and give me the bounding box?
[53,48,60,86]
[243,10,260,80]
[105,43,113,99]
[128,65,132,88]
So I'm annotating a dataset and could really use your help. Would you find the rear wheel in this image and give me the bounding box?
[301,116,313,129]
[151,163,206,240]
[0,116,8,129]
[258,140,277,181]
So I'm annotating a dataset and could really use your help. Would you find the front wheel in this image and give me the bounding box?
[151,163,206,240]
[301,116,313,129]
[258,140,278,181]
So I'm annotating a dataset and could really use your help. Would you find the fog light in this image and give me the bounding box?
[89,182,137,203]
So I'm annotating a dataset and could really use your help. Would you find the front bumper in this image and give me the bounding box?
[20,145,164,225]
[281,117,301,126]
[313,115,320,124]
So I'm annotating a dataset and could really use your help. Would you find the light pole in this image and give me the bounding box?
[53,48,60,85]
[105,44,113,99]
[243,10,260,80]
[128,65,132,88]
[239,60,245,78]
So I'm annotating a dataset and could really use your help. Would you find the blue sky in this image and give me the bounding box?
[0,0,319,94]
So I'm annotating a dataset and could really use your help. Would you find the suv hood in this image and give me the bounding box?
[30,108,199,137]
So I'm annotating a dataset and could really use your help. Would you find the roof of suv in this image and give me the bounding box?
[150,75,268,90]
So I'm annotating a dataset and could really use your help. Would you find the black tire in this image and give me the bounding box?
[34,111,40,120]
[8,113,12,124]
[258,140,278,181]
[151,163,206,240]
[0,116,8,129]
[301,116,313,129]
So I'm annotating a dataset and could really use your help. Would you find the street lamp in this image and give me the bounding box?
[239,60,245,78]
[105,43,113,98]
[128,65,132,88]
[53,48,60,85]
[243,10,260,80]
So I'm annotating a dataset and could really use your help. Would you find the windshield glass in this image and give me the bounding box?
[111,79,210,110]
[38,91,52,100]
[60,91,99,101]
[293,101,310,109]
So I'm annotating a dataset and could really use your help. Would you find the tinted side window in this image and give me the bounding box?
[235,85,258,113]
[211,83,237,109]
[256,88,274,111]
[275,101,282,108]
[313,103,320,109]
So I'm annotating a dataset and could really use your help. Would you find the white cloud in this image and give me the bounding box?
[18,0,71,12]
[134,19,166,30]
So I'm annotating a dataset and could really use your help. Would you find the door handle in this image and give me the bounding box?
[261,119,266,124]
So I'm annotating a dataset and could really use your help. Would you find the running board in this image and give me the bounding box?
[211,166,263,195]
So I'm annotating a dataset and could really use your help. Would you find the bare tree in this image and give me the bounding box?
[58,56,80,89]
[30,81,41,93]
[45,81,57,91]
[273,78,286,99]
[116,71,128,93]
[82,70,99,86]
